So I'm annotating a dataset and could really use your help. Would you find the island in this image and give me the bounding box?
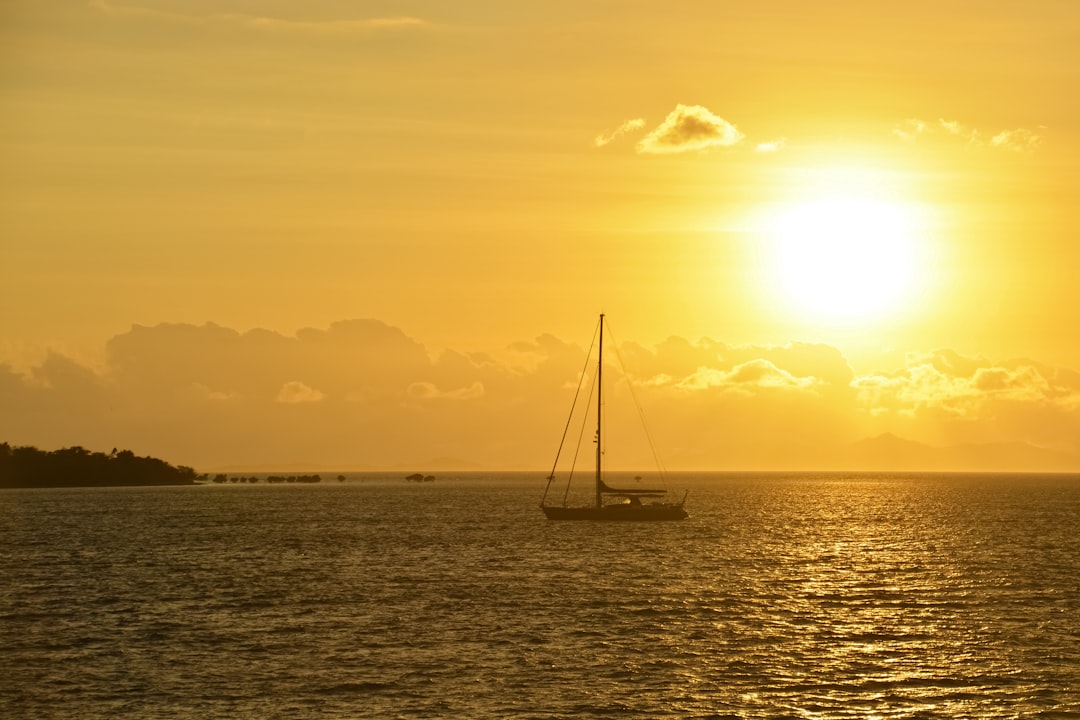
[0,443,199,489]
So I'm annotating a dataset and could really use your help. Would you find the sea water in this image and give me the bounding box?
[2,473,1079,719]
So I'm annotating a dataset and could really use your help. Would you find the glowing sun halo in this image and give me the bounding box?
[762,195,921,323]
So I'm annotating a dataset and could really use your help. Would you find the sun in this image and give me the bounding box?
[760,192,924,324]
[768,196,916,320]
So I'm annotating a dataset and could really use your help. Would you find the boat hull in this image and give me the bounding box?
[541,504,688,521]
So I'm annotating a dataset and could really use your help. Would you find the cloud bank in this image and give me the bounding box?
[2,321,1077,471]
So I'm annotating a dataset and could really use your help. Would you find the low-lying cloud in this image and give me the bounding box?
[853,350,1080,452]
[1,322,1077,470]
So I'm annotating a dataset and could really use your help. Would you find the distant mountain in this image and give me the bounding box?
[839,433,1078,472]
[946,441,1079,472]
[843,432,937,470]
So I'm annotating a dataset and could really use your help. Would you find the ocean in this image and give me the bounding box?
[2,472,1078,719]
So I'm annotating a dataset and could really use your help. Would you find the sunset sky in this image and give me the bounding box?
[3,1,1079,471]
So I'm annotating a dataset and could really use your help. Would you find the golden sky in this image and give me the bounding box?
[2,1,1078,470]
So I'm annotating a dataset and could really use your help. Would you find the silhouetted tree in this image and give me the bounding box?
[0,443,199,488]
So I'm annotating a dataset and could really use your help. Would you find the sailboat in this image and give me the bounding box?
[541,314,688,521]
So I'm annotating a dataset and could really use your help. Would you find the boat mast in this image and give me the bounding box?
[595,313,603,509]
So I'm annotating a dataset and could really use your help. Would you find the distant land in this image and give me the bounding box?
[0,443,199,489]
[3,436,1076,488]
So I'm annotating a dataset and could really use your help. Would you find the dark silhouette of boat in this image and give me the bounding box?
[540,314,688,521]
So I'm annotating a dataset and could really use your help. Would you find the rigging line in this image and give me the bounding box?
[605,320,670,487]
[563,366,598,507]
[544,316,600,504]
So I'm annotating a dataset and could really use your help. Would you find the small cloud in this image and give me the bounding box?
[593,118,646,148]
[407,381,484,401]
[754,138,787,153]
[893,118,981,145]
[676,367,728,391]
[637,104,744,155]
[191,383,239,401]
[938,119,967,136]
[892,118,929,141]
[990,128,1043,152]
[727,359,818,389]
[892,117,1042,152]
[276,381,325,404]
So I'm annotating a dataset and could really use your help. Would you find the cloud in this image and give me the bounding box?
[892,118,1043,151]
[276,381,325,404]
[593,118,646,148]
[407,381,485,401]
[853,350,1080,430]
[893,118,983,146]
[990,128,1043,152]
[892,118,929,141]
[675,359,819,393]
[754,138,787,153]
[30,352,105,397]
[972,366,1047,398]
[90,1,426,34]
[893,118,973,143]
[618,338,853,393]
[636,105,745,154]
[104,319,433,404]
[2,322,1077,469]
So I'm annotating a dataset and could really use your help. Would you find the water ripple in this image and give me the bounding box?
[1,474,1079,718]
